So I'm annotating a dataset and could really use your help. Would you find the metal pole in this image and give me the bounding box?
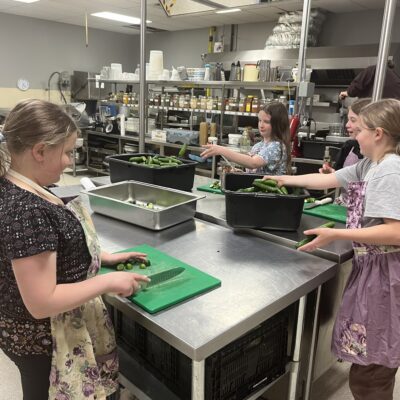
[295,0,312,114]
[372,0,397,101]
[297,0,312,83]
[139,0,147,152]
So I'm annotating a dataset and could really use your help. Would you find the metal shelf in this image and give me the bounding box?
[88,78,296,90]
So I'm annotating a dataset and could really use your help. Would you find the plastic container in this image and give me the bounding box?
[107,153,197,192]
[223,173,309,230]
[113,303,290,400]
[205,307,290,400]
[228,133,242,145]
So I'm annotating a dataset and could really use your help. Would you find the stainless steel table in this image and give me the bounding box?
[91,210,337,400]
[190,182,354,398]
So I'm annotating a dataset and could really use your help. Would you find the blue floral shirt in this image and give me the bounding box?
[248,140,287,175]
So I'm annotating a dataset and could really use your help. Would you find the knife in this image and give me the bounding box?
[139,267,185,291]
[304,197,333,210]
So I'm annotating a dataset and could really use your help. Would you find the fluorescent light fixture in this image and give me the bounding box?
[91,12,151,24]
[12,0,40,3]
[215,8,241,14]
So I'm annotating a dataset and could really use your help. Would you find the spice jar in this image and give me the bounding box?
[190,95,198,109]
[206,96,214,110]
[200,96,207,110]
[251,97,259,113]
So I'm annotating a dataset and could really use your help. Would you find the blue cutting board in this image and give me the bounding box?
[99,244,221,314]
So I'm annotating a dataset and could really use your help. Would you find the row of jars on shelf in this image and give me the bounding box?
[148,94,282,113]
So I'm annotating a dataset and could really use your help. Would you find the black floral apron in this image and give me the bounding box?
[6,170,119,400]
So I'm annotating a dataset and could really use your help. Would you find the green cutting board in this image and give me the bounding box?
[99,244,221,314]
[196,184,224,195]
[303,203,347,224]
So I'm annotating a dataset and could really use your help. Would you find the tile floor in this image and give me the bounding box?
[1,171,400,400]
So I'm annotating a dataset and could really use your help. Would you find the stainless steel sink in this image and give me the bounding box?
[83,180,204,230]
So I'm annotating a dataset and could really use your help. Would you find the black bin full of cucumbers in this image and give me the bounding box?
[223,173,309,231]
[107,153,198,192]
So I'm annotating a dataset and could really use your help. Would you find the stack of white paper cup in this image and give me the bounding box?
[148,50,163,80]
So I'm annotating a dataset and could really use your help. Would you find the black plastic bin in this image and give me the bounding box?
[223,173,309,231]
[205,308,289,400]
[107,153,198,192]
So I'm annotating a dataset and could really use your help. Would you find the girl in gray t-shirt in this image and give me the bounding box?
[264,98,400,400]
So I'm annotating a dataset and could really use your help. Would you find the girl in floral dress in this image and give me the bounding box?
[265,98,400,399]
[200,102,291,175]
[0,99,150,399]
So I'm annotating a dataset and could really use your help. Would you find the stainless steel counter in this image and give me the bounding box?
[94,213,336,361]
[191,176,353,264]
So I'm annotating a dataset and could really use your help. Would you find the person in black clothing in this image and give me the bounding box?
[339,59,400,100]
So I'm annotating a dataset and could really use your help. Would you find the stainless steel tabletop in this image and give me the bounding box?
[93,210,337,361]
[89,174,353,263]
[191,176,353,264]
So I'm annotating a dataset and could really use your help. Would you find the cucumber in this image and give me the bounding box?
[295,222,336,249]
[252,181,270,192]
[129,156,144,163]
[178,143,187,157]
[237,187,256,193]
[280,186,289,195]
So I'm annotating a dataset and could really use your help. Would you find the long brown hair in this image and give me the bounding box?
[0,99,79,177]
[259,102,291,173]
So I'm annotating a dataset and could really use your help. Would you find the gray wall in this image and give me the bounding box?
[0,13,139,89]
[1,8,400,89]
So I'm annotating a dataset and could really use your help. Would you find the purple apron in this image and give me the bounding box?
[343,147,360,168]
[331,181,400,368]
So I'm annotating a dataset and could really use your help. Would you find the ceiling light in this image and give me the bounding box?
[12,0,40,3]
[215,8,241,14]
[91,12,151,25]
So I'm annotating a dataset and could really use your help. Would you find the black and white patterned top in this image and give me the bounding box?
[0,178,92,356]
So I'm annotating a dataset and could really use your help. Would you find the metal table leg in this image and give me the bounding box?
[192,359,205,400]
[304,285,322,400]
[288,295,307,400]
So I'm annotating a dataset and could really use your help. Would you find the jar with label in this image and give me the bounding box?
[251,97,259,113]
[190,95,198,109]
[206,96,214,111]
[212,97,218,110]
[238,98,245,112]
[154,95,160,107]
[200,96,207,110]
[245,96,253,113]
[178,94,185,108]
[172,95,179,107]
[123,93,129,105]
[184,94,191,108]
[217,97,222,111]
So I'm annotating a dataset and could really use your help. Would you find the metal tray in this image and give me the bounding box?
[83,180,204,230]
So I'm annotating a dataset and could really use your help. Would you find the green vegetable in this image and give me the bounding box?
[295,222,336,249]
[237,187,256,193]
[305,197,316,203]
[125,263,133,270]
[178,143,188,157]
[280,186,289,195]
[129,156,144,163]
[262,179,278,187]
[116,263,125,271]
[139,263,147,269]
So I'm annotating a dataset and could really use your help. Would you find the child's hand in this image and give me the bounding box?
[200,144,223,159]
[318,162,335,174]
[297,228,337,252]
[263,175,287,187]
[107,272,150,297]
[102,251,148,266]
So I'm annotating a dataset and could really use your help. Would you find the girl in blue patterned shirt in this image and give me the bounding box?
[201,102,291,175]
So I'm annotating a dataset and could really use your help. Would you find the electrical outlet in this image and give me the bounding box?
[59,71,70,89]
